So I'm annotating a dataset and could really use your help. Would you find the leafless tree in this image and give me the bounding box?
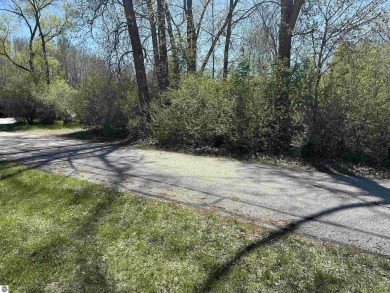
[123,0,151,129]
[0,0,72,84]
[301,0,386,97]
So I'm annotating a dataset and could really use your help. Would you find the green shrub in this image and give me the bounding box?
[302,44,390,164]
[152,75,236,146]
[75,73,138,138]
[152,74,277,154]
[43,79,78,124]
[1,75,41,124]
[0,75,76,125]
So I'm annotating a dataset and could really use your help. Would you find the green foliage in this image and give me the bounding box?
[1,74,42,124]
[151,72,283,154]
[152,65,312,156]
[152,44,390,165]
[0,73,78,125]
[152,75,237,148]
[75,73,138,138]
[41,79,77,123]
[303,43,390,164]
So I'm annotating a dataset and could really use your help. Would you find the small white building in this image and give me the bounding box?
[0,118,17,125]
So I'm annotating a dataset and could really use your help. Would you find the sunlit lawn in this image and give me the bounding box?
[0,162,389,292]
[0,121,83,135]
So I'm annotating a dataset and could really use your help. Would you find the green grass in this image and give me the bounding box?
[0,121,83,134]
[0,162,389,293]
[0,121,126,142]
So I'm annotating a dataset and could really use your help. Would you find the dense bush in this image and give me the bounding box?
[303,44,390,164]
[75,74,139,137]
[152,75,236,147]
[41,79,78,124]
[0,75,78,125]
[151,74,282,154]
[152,46,390,165]
[152,59,311,156]
[1,75,42,124]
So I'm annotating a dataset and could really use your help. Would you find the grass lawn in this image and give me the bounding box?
[0,162,389,293]
[0,121,83,135]
[0,121,126,142]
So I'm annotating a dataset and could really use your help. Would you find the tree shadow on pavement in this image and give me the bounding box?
[327,172,390,205]
[0,142,126,180]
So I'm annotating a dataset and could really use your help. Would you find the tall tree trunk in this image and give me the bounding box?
[146,0,160,81]
[274,0,305,152]
[39,33,51,85]
[223,0,234,79]
[278,0,305,71]
[165,3,180,85]
[279,1,297,67]
[123,0,151,130]
[35,16,50,84]
[157,0,169,90]
[185,0,196,73]
[211,0,215,78]
[29,27,37,74]
[29,25,38,83]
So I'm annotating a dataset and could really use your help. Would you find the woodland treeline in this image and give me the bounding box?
[1,0,390,164]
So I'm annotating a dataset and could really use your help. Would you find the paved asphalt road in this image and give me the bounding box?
[1,132,390,256]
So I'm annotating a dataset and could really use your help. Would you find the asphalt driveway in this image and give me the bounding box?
[1,132,390,256]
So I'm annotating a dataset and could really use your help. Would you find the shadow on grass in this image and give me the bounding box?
[0,164,119,292]
[61,128,131,143]
[198,200,384,292]
[72,191,118,292]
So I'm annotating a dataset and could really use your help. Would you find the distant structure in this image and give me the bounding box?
[0,118,17,125]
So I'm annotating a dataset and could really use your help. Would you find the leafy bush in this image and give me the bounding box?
[42,79,78,124]
[75,73,138,137]
[0,75,75,125]
[303,44,390,164]
[152,75,236,146]
[0,75,41,124]
[151,61,312,156]
[152,74,277,154]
